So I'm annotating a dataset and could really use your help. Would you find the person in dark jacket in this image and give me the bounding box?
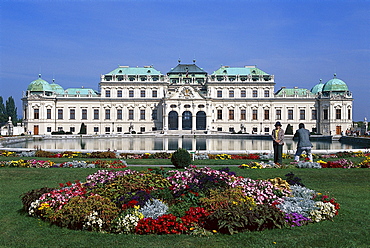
[271,121,284,165]
[294,123,313,162]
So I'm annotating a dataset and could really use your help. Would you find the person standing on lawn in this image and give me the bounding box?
[294,123,313,162]
[272,121,284,165]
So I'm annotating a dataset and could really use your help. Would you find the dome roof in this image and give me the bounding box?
[322,74,348,92]
[27,74,53,92]
[50,79,65,94]
[310,79,324,94]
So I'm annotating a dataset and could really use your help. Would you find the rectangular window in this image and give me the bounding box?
[152,90,157,98]
[252,109,258,120]
[58,127,63,131]
[276,109,281,120]
[264,127,270,133]
[264,109,269,120]
[300,109,305,120]
[47,127,51,132]
[94,109,99,120]
[253,90,258,97]
[336,109,341,119]
[140,127,145,133]
[94,127,99,133]
[70,127,75,133]
[264,90,270,97]
[34,109,39,119]
[129,90,134,97]
[229,127,235,133]
[252,127,258,133]
[323,109,328,120]
[217,127,222,132]
[105,90,110,97]
[312,109,317,120]
[152,109,157,120]
[217,90,222,98]
[229,109,234,120]
[105,109,110,120]
[82,109,87,120]
[117,90,122,97]
[105,127,110,133]
[241,90,246,97]
[288,109,293,120]
[47,109,51,119]
[117,109,122,120]
[58,109,63,120]
[141,90,146,98]
[217,110,222,120]
[240,109,246,120]
[117,127,122,133]
[229,90,234,98]
[129,110,134,120]
[140,109,145,120]
[348,109,351,120]
[70,109,75,120]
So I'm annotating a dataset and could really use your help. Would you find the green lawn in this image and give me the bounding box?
[1,167,369,247]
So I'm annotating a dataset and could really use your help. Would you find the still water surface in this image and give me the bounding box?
[4,137,364,151]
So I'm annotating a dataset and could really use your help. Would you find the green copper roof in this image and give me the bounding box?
[50,80,65,94]
[322,75,348,92]
[106,66,162,75]
[212,66,269,75]
[275,87,312,96]
[310,79,324,94]
[27,75,53,92]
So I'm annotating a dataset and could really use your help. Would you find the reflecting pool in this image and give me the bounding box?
[3,136,365,151]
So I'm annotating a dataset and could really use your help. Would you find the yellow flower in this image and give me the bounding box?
[189,227,195,231]
[212,230,217,233]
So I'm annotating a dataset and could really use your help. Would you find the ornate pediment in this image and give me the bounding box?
[167,86,205,100]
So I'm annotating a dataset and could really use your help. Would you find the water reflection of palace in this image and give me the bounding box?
[15,137,357,152]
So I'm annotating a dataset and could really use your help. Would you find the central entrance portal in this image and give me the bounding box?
[182,111,192,130]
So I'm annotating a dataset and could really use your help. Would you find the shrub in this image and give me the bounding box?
[35,150,55,157]
[47,195,119,231]
[20,187,56,212]
[200,187,255,211]
[171,148,191,168]
[204,202,286,234]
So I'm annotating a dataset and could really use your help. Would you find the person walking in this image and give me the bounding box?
[294,123,313,162]
[272,122,284,165]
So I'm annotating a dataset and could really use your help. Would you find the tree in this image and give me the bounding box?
[0,96,6,124]
[285,124,293,135]
[5,96,17,125]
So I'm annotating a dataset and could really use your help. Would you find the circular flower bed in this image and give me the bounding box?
[21,167,340,235]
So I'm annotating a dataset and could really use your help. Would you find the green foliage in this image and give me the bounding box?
[199,187,255,211]
[0,96,6,124]
[171,148,191,168]
[5,96,17,125]
[47,195,119,231]
[168,192,202,217]
[204,202,287,234]
[89,151,117,158]
[79,123,87,134]
[20,187,56,211]
[35,150,55,157]
[285,124,293,135]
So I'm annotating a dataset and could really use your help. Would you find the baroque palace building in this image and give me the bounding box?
[22,61,353,136]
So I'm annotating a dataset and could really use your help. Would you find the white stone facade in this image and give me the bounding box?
[22,63,353,136]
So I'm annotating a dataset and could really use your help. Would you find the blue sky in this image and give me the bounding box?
[1,0,369,121]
